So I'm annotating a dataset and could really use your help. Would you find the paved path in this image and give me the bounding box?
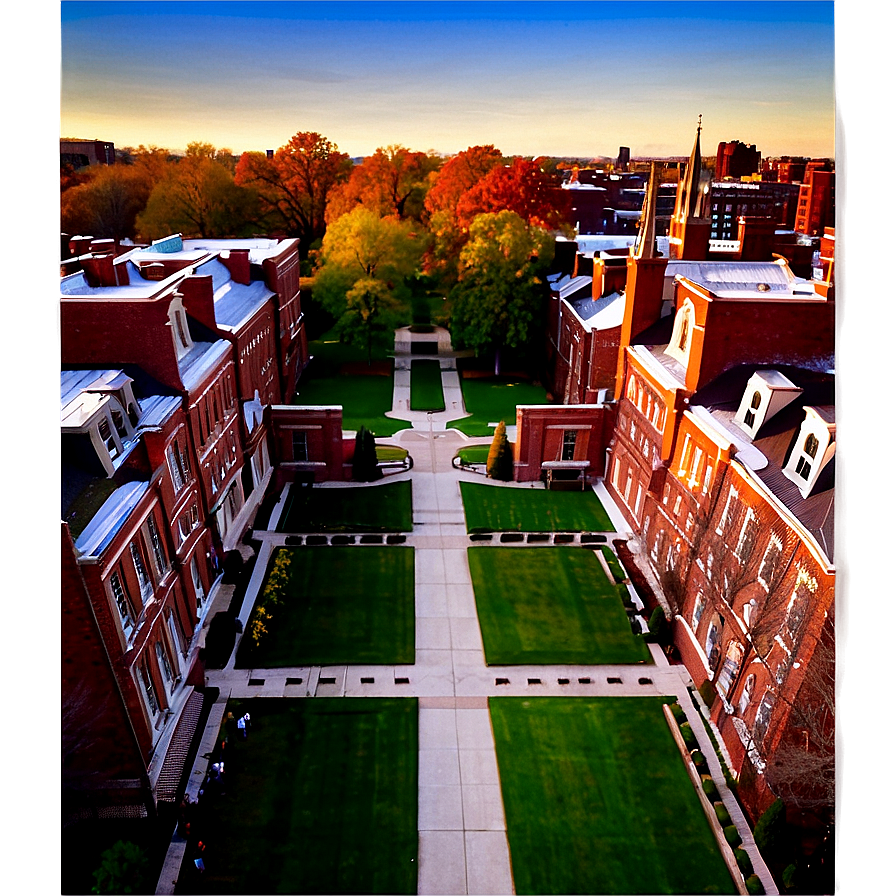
[159,326,776,895]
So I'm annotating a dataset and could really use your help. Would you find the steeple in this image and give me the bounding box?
[669,115,711,260]
[633,161,659,260]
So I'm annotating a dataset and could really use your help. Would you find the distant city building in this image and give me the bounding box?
[716,141,761,180]
[61,139,115,169]
[617,146,631,171]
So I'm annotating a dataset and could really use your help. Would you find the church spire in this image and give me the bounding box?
[669,115,710,260]
[633,160,659,259]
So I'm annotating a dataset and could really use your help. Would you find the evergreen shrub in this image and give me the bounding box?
[734,848,753,876]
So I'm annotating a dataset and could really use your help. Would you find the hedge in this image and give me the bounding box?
[734,848,753,877]
[701,779,720,802]
[724,824,742,847]
[714,803,732,827]
[680,722,698,750]
[745,873,765,894]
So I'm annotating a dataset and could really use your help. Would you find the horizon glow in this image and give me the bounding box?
[61,1,835,160]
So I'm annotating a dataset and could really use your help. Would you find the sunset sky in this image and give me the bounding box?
[60,0,836,161]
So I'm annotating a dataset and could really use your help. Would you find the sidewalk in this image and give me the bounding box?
[157,326,775,895]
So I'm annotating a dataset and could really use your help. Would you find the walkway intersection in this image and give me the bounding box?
[158,328,775,895]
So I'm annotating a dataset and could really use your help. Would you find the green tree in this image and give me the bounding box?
[136,142,258,240]
[313,207,426,363]
[448,210,554,374]
[91,841,149,895]
[352,426,381,482]
[754,797,789,859]
[486,420,514,481]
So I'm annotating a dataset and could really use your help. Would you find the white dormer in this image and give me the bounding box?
[783,407,835,497]
[664,297,696,367]
[168,295,194,360]
[734,370,803,439]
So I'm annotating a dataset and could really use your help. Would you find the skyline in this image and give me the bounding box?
[61,1,835,161]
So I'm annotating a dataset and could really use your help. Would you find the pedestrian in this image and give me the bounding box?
[237,715,246,739]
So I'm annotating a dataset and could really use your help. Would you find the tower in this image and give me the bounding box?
[669,116,711,260]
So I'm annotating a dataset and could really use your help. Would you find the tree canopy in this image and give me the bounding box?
[235,131,352,254]
[326,145,441,223]
[448,210,554,374]
[313,207,427,362]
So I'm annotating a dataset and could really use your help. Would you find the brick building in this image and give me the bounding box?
[61,138,115,169]
[62,369,211,820]
[716,141,761,180]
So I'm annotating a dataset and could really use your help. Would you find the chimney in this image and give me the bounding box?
[220,249,251,285]
[69,235,93,257]
[736,216,776,261]
[90,238,116,256]
[81,254,119,288]
[177,274,217,331]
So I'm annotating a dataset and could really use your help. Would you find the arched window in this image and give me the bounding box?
[738,674,756,715]
[678,312,690,351]
[753,691,775,746]
[705,616,722,673]
[796,433,820,479]
[717,641,744,697]
[744,390,762,427]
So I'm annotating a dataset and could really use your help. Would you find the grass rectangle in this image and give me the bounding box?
[447,376,549,436]
[410,359,445,411]
[460,480,615,533]
[490,697,737,895]
[295,373,403,438]
[468,547,651,665]
[181,697,418,895]
[236,546,415,668]
[278,480,413,533]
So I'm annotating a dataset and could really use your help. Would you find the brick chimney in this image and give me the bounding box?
[220,249,251,285]
[68,235,93,257]
[736,216,776,261]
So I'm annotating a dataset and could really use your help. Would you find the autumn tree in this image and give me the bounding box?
[326,145,441,223]
[454,157,571,234]
[135,141,259,240]
[448,210,554,374]
[423,144,504,279]
[313,207,426,363]
[235,131,352,254]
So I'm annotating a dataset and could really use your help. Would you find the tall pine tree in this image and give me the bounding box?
[486,420,514,481]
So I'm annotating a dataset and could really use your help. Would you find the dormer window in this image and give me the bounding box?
[168,296,194,359]
[743,391,761,428]
[735,370,802,439]
[665,299,696,367]
[783,407,835,497]
[795,433,819,479]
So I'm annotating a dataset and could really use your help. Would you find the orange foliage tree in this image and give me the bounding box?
[235,131,352,254]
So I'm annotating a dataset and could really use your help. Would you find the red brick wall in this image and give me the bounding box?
[514,404,608,482]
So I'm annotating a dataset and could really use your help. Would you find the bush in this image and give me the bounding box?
[724,824,742,847]
[486,421,514,481]
[753,797,788,858]
[91,841,150,895]
[352,426,382,482]
[714,803,732,827]
[690,750,707,771]
[702,779,719,801]
[734,848,753,876]
[669,703,687,725]
[680,722,698,750]
[643,606,669,644]
[745,873,765,894]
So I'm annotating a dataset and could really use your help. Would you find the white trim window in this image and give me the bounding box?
[109,568,135,639]
[717,641,744,698]
[758,535,783,590]
[716,487,739,538]
[130,541,153,600]
[753,691,775,747]
[156,640,175,691]
[138,658,159,717]
[191,556,206,613]
[738,674,756,715]
[735,508,757,561]
[146,515,168,578]
[167,438,190,493]
[692,594,705,630]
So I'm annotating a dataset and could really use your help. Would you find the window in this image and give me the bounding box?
[166,609,186,659]
[673,494,682,516]
[753,691,775,746]
[692,594,705,630]
[744,390,762,428]
[156,641,174,688]
[561,430,577,461]
[705,619,722,673]
[795,433,819,479]
[98,416,119,459]
[717,641,744,697]
[167,439,189,492]
[191,557,206,612]
[110,569,135,637]
[716,487,739,537]
[147,515,167,577]
[758,536,783,589]
[735,509,757,561]
[293,431,308,462]
[678,435,693,477]
[678,313,690,352]
[130,541,152,598]
[139,659,159,716]
[738,674,756,715]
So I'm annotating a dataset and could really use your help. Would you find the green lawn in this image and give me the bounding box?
[447,376,549,436]
[410,359,445,411]
[468,548,651,665]
[490,697,737,895]
[460,480,615,532]
[236,546,415,667]
[179,698,418,895]
[278,480,413,532]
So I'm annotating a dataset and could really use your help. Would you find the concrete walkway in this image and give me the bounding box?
[158,326,776,895]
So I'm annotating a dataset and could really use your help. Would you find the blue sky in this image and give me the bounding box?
[60,1,835,159]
